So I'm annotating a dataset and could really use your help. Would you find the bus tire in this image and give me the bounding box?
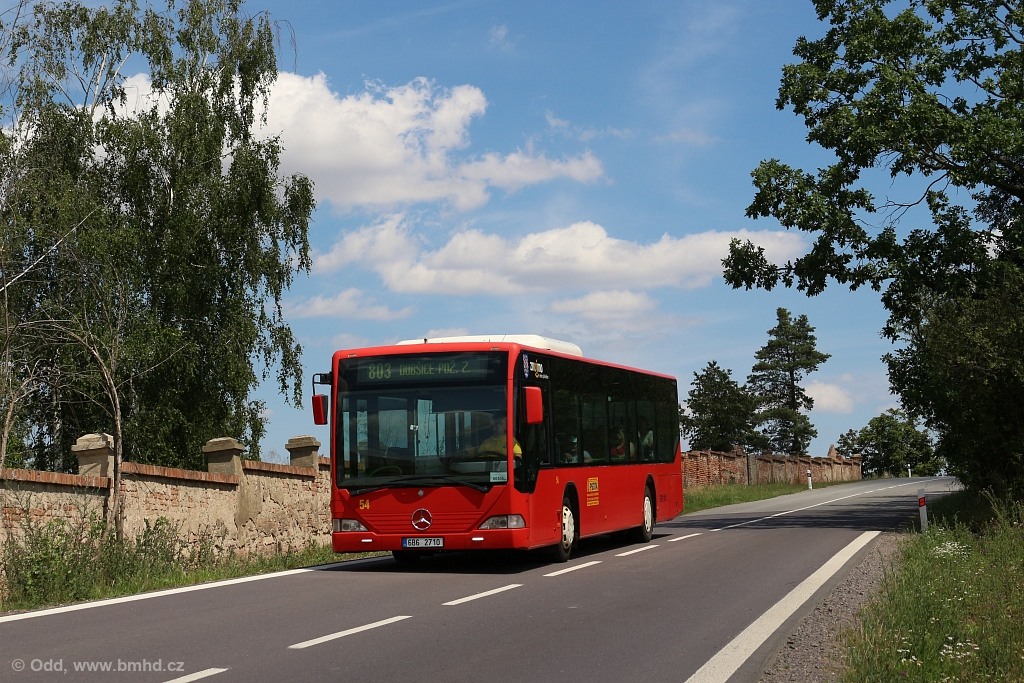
[553,495,577,562]
[632,485,655,543]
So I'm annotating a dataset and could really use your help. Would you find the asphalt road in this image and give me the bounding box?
[0,477,958,683]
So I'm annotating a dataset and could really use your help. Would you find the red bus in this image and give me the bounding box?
[311,335,684,562]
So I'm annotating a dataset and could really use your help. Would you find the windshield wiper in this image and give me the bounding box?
[390,475,491,493]
[344,475,492,494]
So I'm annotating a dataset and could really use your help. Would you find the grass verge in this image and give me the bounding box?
[683,480,840,513]
[0,512,380,614]
[842,490,1024,682]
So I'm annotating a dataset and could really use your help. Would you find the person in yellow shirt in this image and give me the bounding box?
[474,414,522,460]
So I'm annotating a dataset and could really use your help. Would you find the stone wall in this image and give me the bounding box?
[684,445,861,489]
[0,434,331,556]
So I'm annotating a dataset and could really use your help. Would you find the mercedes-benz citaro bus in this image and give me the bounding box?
[311,335,683,563]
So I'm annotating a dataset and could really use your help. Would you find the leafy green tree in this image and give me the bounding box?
[2,0,315,472]
[746,308,830,456]
[679,361,758,452]
[721,0,1024,494]
[889,262,1024,491]
[834,429,860,459]
[851,409,940,478]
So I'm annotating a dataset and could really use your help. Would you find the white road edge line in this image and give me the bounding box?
[0,561,361,624]
[162,668,229,683]
[442,584,523,606]
[288,615,413,649]
[683,530,881,683]
[616,544,659,557]
[544,561,602,577]
[667,532,704,543]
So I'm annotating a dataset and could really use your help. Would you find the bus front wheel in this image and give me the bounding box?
[553,496,577,562]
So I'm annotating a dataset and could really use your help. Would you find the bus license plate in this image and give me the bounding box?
[403,537,443,548]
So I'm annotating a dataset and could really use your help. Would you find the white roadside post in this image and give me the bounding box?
[918,489,928,533]
[807,468,812,490]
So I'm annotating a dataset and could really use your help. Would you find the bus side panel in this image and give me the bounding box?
[526,469,566,549]
[575,466,648,536]
[530,466,656,541]
[656,470,684,522]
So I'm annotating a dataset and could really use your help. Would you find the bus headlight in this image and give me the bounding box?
[333,519,368,532]
[478,515,526,530]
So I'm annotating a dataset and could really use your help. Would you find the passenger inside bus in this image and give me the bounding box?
[609,426,636,461]
[638,417,655,460]
[559,436,592,464]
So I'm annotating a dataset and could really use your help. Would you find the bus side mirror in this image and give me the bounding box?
[524,386,544,425]
[312,394,329,425]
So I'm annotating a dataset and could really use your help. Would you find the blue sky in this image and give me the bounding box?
[238,1,899,461]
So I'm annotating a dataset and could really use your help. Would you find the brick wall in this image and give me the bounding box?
[684,445,861,489]
[0,434,331,557]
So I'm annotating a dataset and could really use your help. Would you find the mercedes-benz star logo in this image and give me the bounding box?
[411,508,432,531]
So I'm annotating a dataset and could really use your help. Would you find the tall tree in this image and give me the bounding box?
[746,308,830,456]
[1,0,315,473]
[720,0,1024,494]
[679,361,758,452]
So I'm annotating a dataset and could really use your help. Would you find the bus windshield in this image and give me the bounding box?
[334,353,511,489]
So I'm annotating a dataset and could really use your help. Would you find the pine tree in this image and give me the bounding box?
[747,308,830,456]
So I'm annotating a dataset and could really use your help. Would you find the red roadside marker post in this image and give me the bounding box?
[918,488,928,532]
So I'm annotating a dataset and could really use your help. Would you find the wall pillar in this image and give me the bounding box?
[72,433,115,477]
[203,437,244,477]
[285,435,321,469]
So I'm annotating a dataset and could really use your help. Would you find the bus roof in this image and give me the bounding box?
[396,334,584,357]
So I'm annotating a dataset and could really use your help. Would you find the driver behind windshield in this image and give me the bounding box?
[466,414,522,461]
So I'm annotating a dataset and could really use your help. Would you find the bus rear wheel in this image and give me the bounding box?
[553,496,577,562]
[631,485,655,543]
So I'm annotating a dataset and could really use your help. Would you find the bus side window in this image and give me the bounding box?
[553,388,581,464]
[582,393,608,464]
[636,400,657,461]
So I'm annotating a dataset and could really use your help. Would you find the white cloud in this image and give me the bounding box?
[286,287,413,321]
[550,290,656,322]
[806,381,854,413]
[268,74,604,211]
[489,24,514,51]
[314,217,806,297]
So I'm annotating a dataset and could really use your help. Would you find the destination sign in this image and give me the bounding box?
[347,353,502,385]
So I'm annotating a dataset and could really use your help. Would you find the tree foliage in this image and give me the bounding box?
[889,262,1024,491]
[721,0,1024,493]
[679,361,758,452]
[1,0,314,471]
[843,409,941,478]
[747,308,830,456]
